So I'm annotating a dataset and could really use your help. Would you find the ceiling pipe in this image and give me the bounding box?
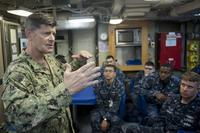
[126,4,151,8]
[111,0,125,16]
[124,12,146,17]
[153,0,176,7]
[125,8,151,13]
[170,0,200,16]
[153,0,192,7]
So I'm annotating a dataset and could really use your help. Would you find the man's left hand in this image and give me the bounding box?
[100,120,110,131]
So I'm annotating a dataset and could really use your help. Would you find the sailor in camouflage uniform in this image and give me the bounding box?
[124,63,180,124]
[152,64,180,110]
[160,73,200,132]
[122,71,200,133]
[91,64,125,133]
[2,13,100,133]
[124,61,156,122]
[100,55,128,84]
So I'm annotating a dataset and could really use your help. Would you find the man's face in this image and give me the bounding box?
[144,65,155,76]
[106,58,115,65]
[159,66,172,81]
[103,67,116,81]
[180,80,199,100]
[28,24,56,54]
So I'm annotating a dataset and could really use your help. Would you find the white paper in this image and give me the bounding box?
[10,29,17,43]
[168,32,176,35]
[166,39,176,47]
[12,44,17,53]
[98,41,108,52]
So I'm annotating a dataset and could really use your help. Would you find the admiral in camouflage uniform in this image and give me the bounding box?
[91,65,125,133]
[2,13,100,133]
[3,51,75,133]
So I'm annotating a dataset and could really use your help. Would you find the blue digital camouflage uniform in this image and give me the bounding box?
[192,64,200,75]
[142,72,178,100]
[122,95,200,133]
[2,51,80,133]
[160,95,200,132]
[126,72,180,124]
[156,74,180,94]
[124,71,157,123]
[91,78,125,133]
[144,73,180,117]
[151,73,180,104]
[135,72,158,99]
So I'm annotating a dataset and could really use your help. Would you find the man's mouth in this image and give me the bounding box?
[47,44,54,48]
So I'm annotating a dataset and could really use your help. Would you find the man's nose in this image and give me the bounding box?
[49,33,55,41]
[182,85,188,90]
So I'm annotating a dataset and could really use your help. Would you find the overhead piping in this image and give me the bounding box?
[112,0,125,16]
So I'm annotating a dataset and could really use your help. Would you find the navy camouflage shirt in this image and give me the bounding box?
[160,95,200,132]
[147,73,180,104]
[94,78,125,113]
[91,78,125,132]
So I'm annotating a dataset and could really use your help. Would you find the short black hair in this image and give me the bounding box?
[104,64,117,72]
[106,55,114,60]
[145,61,155,67]
[25,13,56,30]
[161,63,173,71]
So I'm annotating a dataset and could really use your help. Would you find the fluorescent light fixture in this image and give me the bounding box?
[60,16,96,29]
[57,20,96,30]
[7,9,33,17]
[109,18,123,25]
[68,17,95,23]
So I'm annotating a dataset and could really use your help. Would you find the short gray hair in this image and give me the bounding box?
[25,13,56,30]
